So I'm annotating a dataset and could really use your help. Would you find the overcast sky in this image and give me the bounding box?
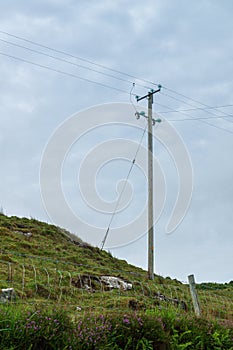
[1,0,233,283]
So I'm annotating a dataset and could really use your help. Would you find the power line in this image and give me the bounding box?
[1,28,231,121]
[162,87,233,120]
[2,28,230,122]
[159,91,233,131]
[0,51,136,96]
[168,114,233,121]
[161,91,233,119]
[140,86,233,122]
[167,115,233,135]
[194,119,233,135]
[162,86,216,108]
[100,123,147,250]
[157,104,233,114]
[0,29,160,88]
[1,50,232,135]
[0,37,151,90]
[157,103,233,135]
[168,114,233,134]
[1,29,232,131]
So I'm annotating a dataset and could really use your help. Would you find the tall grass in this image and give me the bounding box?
[0,304,232,350]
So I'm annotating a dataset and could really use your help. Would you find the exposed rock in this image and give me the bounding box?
[0,288,16,303]
[14,231,32,238]
[72,274,132,292]
[100,276,132,291]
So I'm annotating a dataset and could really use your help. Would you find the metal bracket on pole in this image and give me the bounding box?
[135,111,162,125]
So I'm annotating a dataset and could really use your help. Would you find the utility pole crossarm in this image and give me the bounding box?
[136,87,161,102]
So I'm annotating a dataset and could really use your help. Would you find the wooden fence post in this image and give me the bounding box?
[188,274,201,317]
[8,263,13,283]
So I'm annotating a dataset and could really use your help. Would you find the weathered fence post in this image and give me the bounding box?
[8,263,13,283]
[188,274,201,317]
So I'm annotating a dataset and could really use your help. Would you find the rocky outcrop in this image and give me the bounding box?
[72,274,132,292]
[14,231,32,238]
[0,288,16,303]
[100,276,132,290]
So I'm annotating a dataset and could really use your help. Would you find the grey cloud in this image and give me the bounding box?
[0,0,232,282]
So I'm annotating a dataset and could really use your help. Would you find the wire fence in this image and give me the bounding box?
[0,260,232,323]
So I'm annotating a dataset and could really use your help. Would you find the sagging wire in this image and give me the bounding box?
[100,122,147,250]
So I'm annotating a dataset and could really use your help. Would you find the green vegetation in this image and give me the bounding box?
[0,213,146,278]
[0,305,232,349]
[0,213,233,349]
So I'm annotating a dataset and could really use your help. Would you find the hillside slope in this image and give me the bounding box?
[0,213,232,321]
[0,213,153,279]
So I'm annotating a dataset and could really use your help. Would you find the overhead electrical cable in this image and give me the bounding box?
[169,114,233,121]
[1,29,232,121]
[157,104,233,114]
[0,51,137,96]
[194,119,233,134]
[0,38,151,90]
[1,29,232,129]
[160,105,233,135]
[162,86,221,108]
[1,49,232,135]
[0,29,160,88]
[162,86,233,120]
[160,91,232,119]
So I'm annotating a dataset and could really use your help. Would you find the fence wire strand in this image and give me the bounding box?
[0,262,232,322]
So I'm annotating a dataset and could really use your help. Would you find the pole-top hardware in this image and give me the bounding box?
[135,86,161,102]
[135,111,146,119]
[135,111,162,125]
[152,118,162,125]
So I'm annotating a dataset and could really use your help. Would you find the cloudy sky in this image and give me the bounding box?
[1,0,233,283]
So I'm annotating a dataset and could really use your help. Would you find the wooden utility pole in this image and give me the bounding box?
[136,87,161,280]
[147,92,154,280]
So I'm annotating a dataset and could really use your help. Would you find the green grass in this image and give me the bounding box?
[0,213,145,276]
[0,213,233,349]
[0,304,232,350]
[0,213,232,322]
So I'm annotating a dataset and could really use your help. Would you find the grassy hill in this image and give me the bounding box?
[0,213,182,307]
[0,212,146,277]
[0,213,233,349]
[0,212,232,316]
